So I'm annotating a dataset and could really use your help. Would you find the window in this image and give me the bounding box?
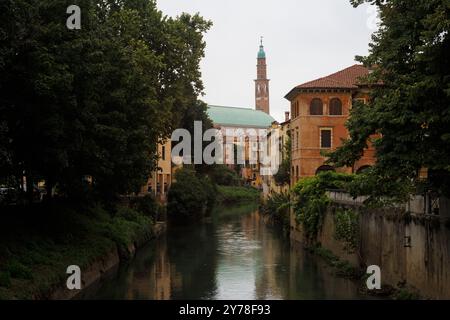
[162,146,166,160]
[356,165,371,174]
[310,98,323,115]
[320,128,332,149]
[316,165,335,175]
[291,100,300,118]
[329,98,342,115]
[296,129,299,150]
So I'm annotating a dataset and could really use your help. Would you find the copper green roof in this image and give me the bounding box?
[258,45,266,59]
[207,105,275,128]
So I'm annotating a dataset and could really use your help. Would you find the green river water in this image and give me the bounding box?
[79,204,367,300]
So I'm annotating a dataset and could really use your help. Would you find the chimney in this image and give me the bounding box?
[285,111,290,122]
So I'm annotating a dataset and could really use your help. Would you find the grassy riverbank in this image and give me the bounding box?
[0,201,156,300]
[216,186,261,204]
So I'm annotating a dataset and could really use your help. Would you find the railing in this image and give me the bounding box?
[326,189,450,217]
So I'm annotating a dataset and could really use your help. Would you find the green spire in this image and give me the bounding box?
[258,36,266,59]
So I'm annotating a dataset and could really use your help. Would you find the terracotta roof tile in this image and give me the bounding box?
[295,64,369,89]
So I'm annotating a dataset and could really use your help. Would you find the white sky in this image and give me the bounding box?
[157,0,376,122]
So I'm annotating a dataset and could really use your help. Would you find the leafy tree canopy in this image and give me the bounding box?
[328,0,450,195]
[0,0,211,201]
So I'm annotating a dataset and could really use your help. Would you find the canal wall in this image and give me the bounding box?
[47,222,166,300]
[290,201,450,299]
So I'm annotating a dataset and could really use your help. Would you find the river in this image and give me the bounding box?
[79,203,367,300]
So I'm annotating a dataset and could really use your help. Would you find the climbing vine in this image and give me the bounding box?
[292,172,354,240]
[295,194,329,240]
[334,208,359,253]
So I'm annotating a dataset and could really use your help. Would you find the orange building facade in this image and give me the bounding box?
[285,65,376,185]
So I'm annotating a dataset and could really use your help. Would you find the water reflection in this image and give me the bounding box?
[80,204,366,300]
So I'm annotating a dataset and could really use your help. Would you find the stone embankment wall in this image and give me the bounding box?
[48,222,166,300]
[290,195,450,299]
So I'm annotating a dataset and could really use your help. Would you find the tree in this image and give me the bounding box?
[167,168,211,221]
[0,0,211,202]
[175,99,214,170]
[0,121,12,183]
[328,0,450,196]
[209,165,241,186]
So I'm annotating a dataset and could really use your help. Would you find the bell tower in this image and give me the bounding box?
[255,37,270,114]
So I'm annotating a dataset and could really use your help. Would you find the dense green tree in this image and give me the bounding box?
[175,99,214,170]
[0,0,211,201]
[328,0,450,195]
[0,121,12,185]
[167,168,213,221]
[209,165,241,186]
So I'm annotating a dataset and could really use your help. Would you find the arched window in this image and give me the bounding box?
[310,98,323,115]
[329,98,343,115]
[356,165,371,174]
[315,165,335,175]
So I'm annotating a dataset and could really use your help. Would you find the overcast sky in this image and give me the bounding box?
[157,0,377,122]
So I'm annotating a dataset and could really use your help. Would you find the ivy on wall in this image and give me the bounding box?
[334,208,359,253]
[292,172,354,240]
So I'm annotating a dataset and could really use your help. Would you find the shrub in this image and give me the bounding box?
[394,288,421,300]
[95,210,153,259]
[310,245,360,279]
[6,260,33,280]
[217,186,260,204]
[209,165,241,186]
[0,271,11,288]
[0,202,156,298]
[345,168,414,207]
[202,176,217,215]
[130,194,159,221]
[260,192,290,228]
[167,168,210,221]
[292,172,354,240]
